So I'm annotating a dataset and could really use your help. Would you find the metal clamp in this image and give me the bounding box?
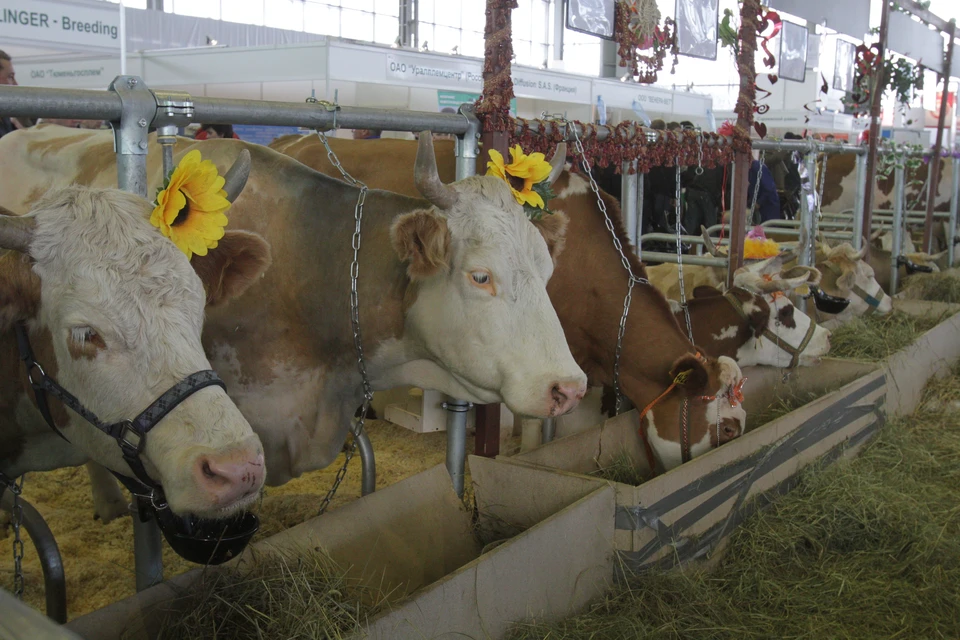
[153,90,194,128]
[108,76,156,156]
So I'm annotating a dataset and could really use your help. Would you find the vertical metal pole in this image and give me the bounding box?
[891,162,906,295]
[636,167,645,251]
[950,155,959,267]
[110,75,164,592]
[621,160,638,247]
[119,1,127,76]
[541,417,557,444]
[860,0,891,261]
[805,151,819,267]
[442,104,482,498]
[853,152,867,250]
[352,421,376,496]
[923,21,955,253]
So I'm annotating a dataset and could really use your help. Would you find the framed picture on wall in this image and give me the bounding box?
[779,20,808,83]
[675,0,720,60]
[566,0,616,40]
[833,39,856,93]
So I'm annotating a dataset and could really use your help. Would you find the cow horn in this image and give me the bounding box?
[0,213,36,254]
[869,228,884,242]
[547,142,567,186]
[415,131,459,210]
[701,226,722,257]
[854,242,868,260]
[222,149,251,204]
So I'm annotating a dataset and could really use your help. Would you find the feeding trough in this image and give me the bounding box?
[65,458,615,640]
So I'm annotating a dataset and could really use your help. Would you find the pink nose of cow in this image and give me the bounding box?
[550,379,587,416]
[195,449,265,508]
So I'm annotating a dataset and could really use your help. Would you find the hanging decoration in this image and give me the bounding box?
[843,45,924,116]
[150,150,231,259]
[476,0,518,133]
[614,0,679,84]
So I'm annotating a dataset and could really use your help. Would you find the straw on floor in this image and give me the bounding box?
[827,310,944,362]
[901,271,960,304]
[509,365,960,640]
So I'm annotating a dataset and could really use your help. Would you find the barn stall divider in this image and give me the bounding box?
[0,79,743,617]
[55,300,960,639]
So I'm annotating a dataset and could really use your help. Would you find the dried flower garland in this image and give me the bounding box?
[476,0,518,133]
[615,0,679,84]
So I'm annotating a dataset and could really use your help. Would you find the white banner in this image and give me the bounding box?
[0,0,121,51]
[888,10,945,75]
[15,57,120,88]
[767,0,870,41]
[385,53,483,90]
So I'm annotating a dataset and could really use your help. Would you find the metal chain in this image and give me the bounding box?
[310,120,374,516]
[695,127,705,176]
[675,158,694,343]
[10,474,25,599]
[550,114,648,415]
[749,150,766,227]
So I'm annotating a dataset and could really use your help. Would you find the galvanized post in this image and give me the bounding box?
[442,103,482,498]
[109,75,165,593]
[621,160,639,246]
[797,151,817,314]
[636,167,645,252]
[853,152,867,250]
[891,162,906,295]
[541,417,557,444]
[950,155,960,267]
[352,420,377,496]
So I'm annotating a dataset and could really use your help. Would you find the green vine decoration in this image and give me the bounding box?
[844,45,924,115]
[876,141,928,210]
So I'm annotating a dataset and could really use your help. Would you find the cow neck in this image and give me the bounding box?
[547,180,700,406]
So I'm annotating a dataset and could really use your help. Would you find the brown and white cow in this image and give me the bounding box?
[822,153,952,213]
[675,264,831,368]
[0,125,587,490]
[271,134,747,472]
[1,173,273,518]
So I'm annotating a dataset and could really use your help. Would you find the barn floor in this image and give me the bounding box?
[1,420,472,620]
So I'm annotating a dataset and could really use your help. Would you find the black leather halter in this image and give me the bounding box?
[13,322,226,502]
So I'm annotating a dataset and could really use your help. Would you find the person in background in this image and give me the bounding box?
[766,131,803,219]
[353,128,382,140]
[195,124,239,140]
[646,119,681,236]
[747,157,782,223]
[0,49,34,139]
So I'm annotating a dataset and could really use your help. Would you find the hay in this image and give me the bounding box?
[901,272,960,303]
[142,548,389,640]
[748,389,826,430]
[589,450,647,486]
[1,420,456,620]
[509,366,960,640]
[828,310,944,362]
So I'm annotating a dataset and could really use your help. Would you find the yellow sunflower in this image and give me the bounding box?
[486,145,553,209]
[150,149,231,259]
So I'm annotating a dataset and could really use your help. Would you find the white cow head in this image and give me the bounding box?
[1,162,273,518]
[390,133,587,417]
[819,242,892,320]
[730,265,831,367]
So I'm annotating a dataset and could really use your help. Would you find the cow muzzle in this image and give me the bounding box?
[550,378,587,416]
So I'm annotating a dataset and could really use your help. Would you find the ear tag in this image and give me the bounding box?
[674,369,692,385]
[795,285,810,296]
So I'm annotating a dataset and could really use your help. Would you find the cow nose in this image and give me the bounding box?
[550,379,587,416]
[719,418,742,444]
[195,449,265,508]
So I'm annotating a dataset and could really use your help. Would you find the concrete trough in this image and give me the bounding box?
[65,457,615,640]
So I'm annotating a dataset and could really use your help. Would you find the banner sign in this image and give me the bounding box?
[767,0,870,41]
[437,90,516,115]
[888,10,945,75]
[0,0,121,50]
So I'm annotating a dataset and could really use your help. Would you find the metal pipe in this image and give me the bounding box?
[636,168,645,251]
[0,488,67,624]
[923,20,955,254]
[157,124,177,178]
[638,251,729,267]
[443,400,471,498]
[621,161,638,248]
[0,86,123,120]
[891,162,906,295]
[752,139,867,155]
[132,509,164,592]
[455,103,480,178]
[853,152,868,250]
[950,155,959,267]
[541,417,557,444]
[352,422,376,496]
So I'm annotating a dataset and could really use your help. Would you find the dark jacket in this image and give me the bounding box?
[748,160,782,222]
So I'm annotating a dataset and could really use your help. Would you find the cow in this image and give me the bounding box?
[821,153,952,214]
[859,229,944,292]
[0,125,588,504]
[674,263,831,368]
[1,157,275,519]
[270,134,748,473]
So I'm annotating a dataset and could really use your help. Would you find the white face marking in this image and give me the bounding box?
[399,175,586,418]
[712,325,738,341]
[12,187,263,518]
[735,295,831,367]
[556,172,589,198]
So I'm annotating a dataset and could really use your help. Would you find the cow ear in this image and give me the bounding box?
[530,211,568,262]
[191,230,272,307]
[668,353,709,394]
[748,296,769,338]
[835,266,856,292]
[693,285,722,299]
[0,252,41,331]
[391,209,451,280]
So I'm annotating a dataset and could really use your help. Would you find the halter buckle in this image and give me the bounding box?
[25,361,47,388]
[118,421,144,455]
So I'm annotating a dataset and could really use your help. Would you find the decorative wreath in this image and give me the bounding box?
[486,144,556,219]
[614,0,678,84]
[150,150,231,259]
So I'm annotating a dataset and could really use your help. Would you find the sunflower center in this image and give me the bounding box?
[171,190,190,226]
[507,174,526,193]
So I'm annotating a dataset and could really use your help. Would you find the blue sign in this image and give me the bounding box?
[232,124,309,146]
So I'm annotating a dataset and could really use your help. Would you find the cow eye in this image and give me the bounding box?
[471,271,490,285]
[69,326,106,354]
